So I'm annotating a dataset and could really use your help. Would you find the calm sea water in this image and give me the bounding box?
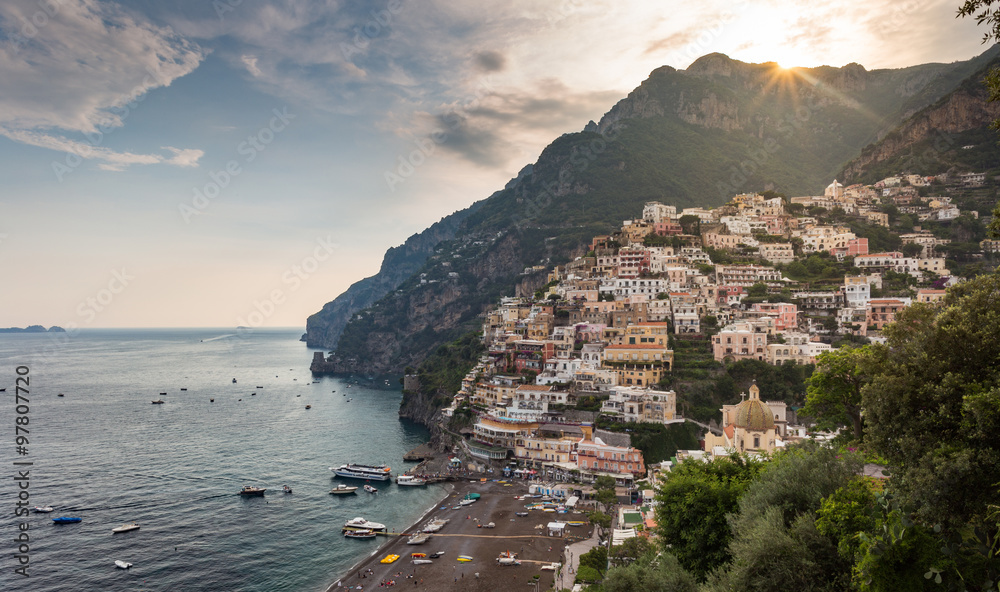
[0,329,445,592]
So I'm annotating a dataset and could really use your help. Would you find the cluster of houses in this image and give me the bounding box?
[434,176,972,491]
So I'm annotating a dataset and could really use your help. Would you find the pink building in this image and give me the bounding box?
[751,302,799,332]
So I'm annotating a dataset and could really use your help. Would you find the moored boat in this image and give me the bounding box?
[52,517,82,524]
[395,474,427,486]
[331,463,391,481]
[330,484,358,495]
[33,506,53,513]
[343,517,386,532]
[363,484,378,494]
[238,485,266,496]
[344,529,377,539]
[112,522,140,533]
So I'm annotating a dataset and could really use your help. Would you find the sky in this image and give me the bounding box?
[0,0,990,329]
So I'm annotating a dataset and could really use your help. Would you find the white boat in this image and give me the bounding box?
[332,463,391,481]
[422,518,450,533]
[330,484,358,495]
[115,560,132,569]
[238,485,266,496]
[411,559,433,564]
[32,506,53,513]
[363,484,378,494]
[396,474,427,486]
[406,533,430,545]
[112,522,140,534]
[497,557,521,566]
[343,517,386,532]
[344,529,377,539]
[458,498,476,506]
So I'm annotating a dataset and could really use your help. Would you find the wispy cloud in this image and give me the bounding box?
[0,0,205,170]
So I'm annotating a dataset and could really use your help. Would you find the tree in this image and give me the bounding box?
[679,214,700,235]
[958,1,1000,131]
[578,546,608,580]
[588,510,612,542]
[654,454,764,579]
[900,242,923,258]
[608,536,653,568]
[802,345,875,440]
[602,552,697,592]
[862,274,1000,528]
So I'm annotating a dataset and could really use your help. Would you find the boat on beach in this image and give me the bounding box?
[329,484,358,495]
[421,517,450,533]
[411,559,433,565]
[238,485,266,496]
[395,474,427,486]
[112,522,140,533]
[406,532,431,545]
[343,517,386,532]
[331,463,391,481]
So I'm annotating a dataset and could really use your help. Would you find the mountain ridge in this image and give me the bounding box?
[306,49,1000,374]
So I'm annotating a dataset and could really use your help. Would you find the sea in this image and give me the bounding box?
[0,328,447,592]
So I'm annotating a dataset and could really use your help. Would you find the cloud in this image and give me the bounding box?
[241,54,262,77]
[473,50,506,72]
[0,0,205,170]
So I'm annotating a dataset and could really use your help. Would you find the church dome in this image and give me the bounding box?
[733,383,775,431]
[733,398,775,431]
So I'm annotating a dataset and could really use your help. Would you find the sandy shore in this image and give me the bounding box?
[326,478,593,592]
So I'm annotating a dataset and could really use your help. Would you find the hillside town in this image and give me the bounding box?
[424,173,992,526]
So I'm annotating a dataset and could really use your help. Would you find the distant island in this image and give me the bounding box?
[0,325,66,333]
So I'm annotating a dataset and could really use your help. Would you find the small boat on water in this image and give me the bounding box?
[180,388,187,391]
[232,378,237,383]
[305,405,312,409]
[344,529,377,539]
[52,517,82,524]
[112,522,140,534]
[330,484,358,495]
[151,399,165,404]
[238,485,266,496]
[114,560,132,569]
[396,474,427,486]
[343,517,386,532]
[363,484,378,494]
[33,506,53,513]
[283,485,292,494]
[57,393,64,397]
[210,399,214,402]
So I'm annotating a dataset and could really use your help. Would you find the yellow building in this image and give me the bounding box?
[602,343,674,387]
[617,322,671,346]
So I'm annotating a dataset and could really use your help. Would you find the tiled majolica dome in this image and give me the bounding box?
[733,383,775,431]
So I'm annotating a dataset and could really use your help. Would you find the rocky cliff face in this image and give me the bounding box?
[841,77,1000,182]
[305,204,480,349]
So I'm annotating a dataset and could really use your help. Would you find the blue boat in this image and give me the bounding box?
[52,517,82,524]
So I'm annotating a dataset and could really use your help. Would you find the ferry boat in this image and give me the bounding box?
[395,474,427,486]
[343,517,386,532]
[331,463,391,481]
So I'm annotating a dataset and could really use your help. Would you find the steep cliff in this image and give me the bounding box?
[305,204,480,349]
[309,49,999,377]
[840,55,1000,183]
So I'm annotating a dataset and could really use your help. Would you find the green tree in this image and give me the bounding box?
[679,214,701,235]
[958,2,1000,131]
[588,510,612,542]
[578,546,609,579]
[602,552,697,592]
[814,477,880,561]
[901,242,924,258]
[862,274,1000,528]
[608,536,654,568]
[654,454,764,580]
[802,345,875,440]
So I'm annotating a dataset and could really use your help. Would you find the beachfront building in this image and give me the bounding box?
[576,438,646,481]
[471,415,538,461]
